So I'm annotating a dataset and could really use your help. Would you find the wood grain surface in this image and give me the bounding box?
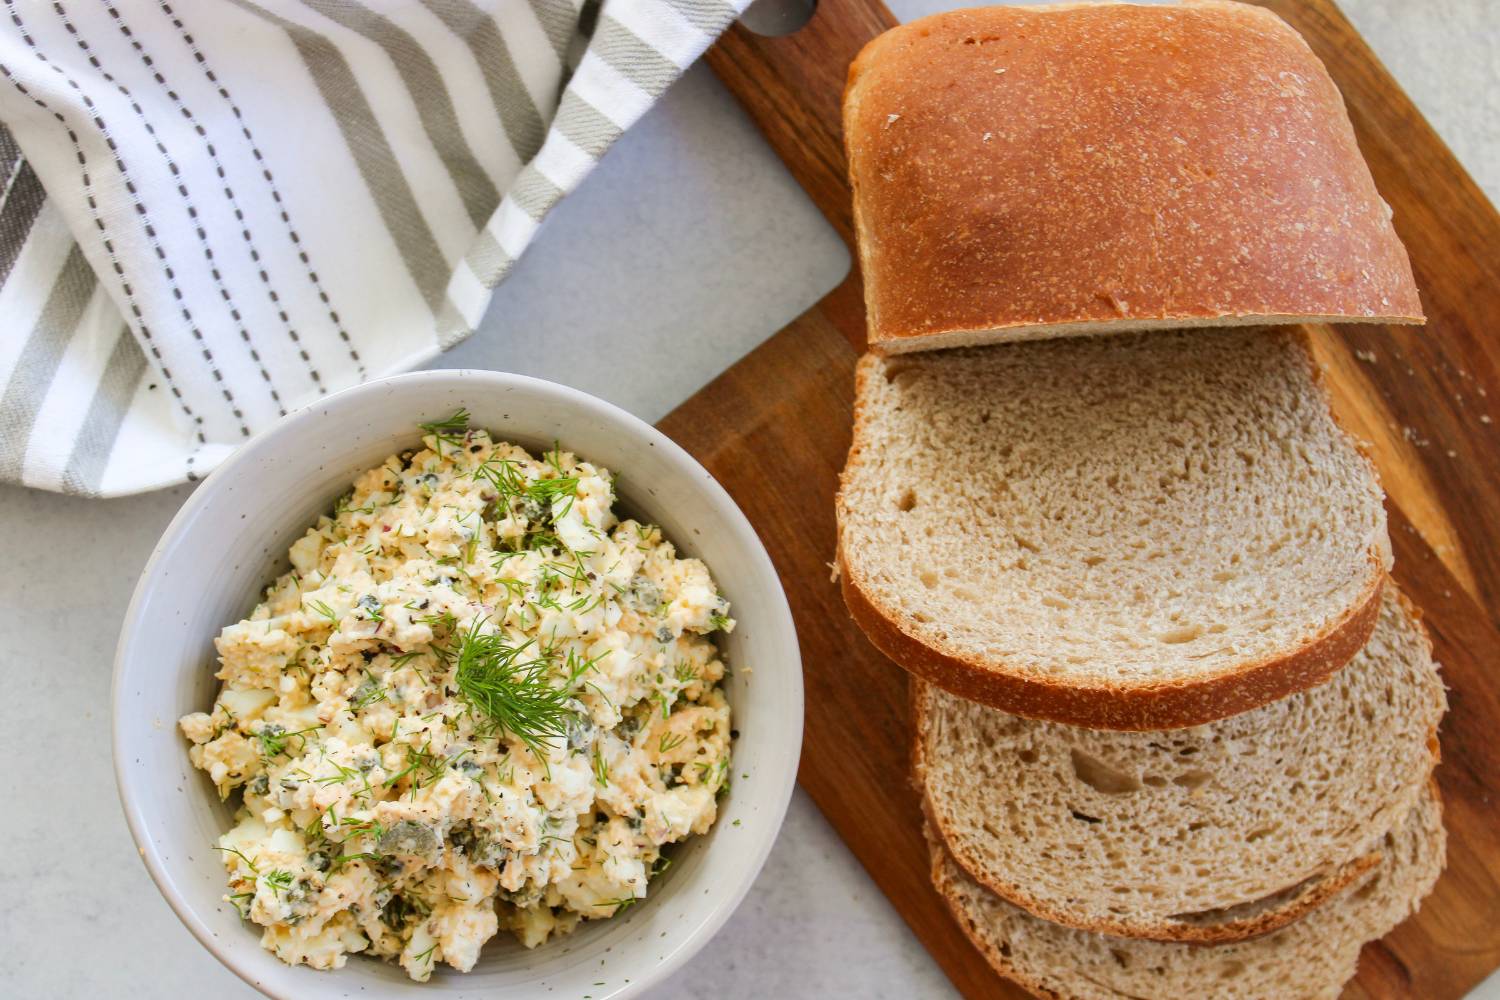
[656,1,1500,996]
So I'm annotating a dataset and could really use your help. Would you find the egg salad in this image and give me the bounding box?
[179,412,734,980]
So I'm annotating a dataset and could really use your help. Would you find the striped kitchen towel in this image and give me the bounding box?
[0,0,748,497]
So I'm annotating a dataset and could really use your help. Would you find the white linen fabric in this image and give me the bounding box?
[0,0,748,496]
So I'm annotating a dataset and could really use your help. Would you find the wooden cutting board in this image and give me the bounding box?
[655,1,1500,996]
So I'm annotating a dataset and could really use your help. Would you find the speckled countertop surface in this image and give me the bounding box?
[2,1,1495,996]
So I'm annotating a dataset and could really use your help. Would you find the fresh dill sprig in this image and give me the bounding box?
[543,441,567,476]
[493,577,527,601]
[411,607,458,634]
[463,519,483,565]
[216,845,260,873]
[350,673,388,711]
[261,869,295,895]
[328,851,379,872]
[334,491,391,516]
[568,592,606,614]
[562,648,603,686]
[256,723,322,759]
[314,761,365,787]
[337,815,387,841]
[525,530,567,553]
[307,599,340,623]
[532,566,562,610]
[591,745,610,787]
[453,619,579,755]
[418,409,469,436]
[472,454,526,495]
[418,408,469,456]
[542,548,594,598]
[527,474,579,513]
[382,741,457,792]
[595,895,638,916]
[472,450,580,521]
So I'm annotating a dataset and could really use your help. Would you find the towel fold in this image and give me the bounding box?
[0,0,747,496]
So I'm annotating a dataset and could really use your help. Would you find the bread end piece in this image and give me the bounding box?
[843,1,1423,354]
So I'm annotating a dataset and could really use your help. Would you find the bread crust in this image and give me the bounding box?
[843,1,1423,354]
[924,782,1446,1000]
[923,818,1069,1000]
[920,787,1383,944]
[844,551,1384,730]
[910,677,1437,943]
[837,339,1388,730]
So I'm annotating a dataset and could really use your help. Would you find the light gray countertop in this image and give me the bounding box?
[2,1,1495,996]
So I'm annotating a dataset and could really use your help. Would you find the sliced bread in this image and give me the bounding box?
[837,326,1390,729]
[927,784,1445,1000]
[915,585,1446,942]
[844,1,1422,354]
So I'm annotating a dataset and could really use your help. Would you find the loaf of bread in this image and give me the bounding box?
[915,585,1445,942]
[837,326,1389,729]
[843,1,1423,354]
[927,784,1445,1000]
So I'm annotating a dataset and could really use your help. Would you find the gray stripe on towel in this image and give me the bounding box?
[300,0,501,229]
[61,323,146,496]
[0,244,97,479]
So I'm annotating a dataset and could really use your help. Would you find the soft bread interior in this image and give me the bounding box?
[928,784,1445,1000]
[917,585,1445,940]
[838,327,1389,699]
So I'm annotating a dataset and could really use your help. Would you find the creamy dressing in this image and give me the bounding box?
[180,424,733,980]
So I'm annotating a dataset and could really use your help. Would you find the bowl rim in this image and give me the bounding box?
[112,368,804,998]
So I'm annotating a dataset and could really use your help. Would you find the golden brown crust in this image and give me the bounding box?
[909,678,1409,943]
[920,785,1383,943]
[926,784,1446,1000]
[843,1,1423,353]
[921,817,1070,1000]
[846,557,1384,730]
[836,342,1388,730]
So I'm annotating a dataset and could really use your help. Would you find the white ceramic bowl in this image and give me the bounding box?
[114,370,803,999]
